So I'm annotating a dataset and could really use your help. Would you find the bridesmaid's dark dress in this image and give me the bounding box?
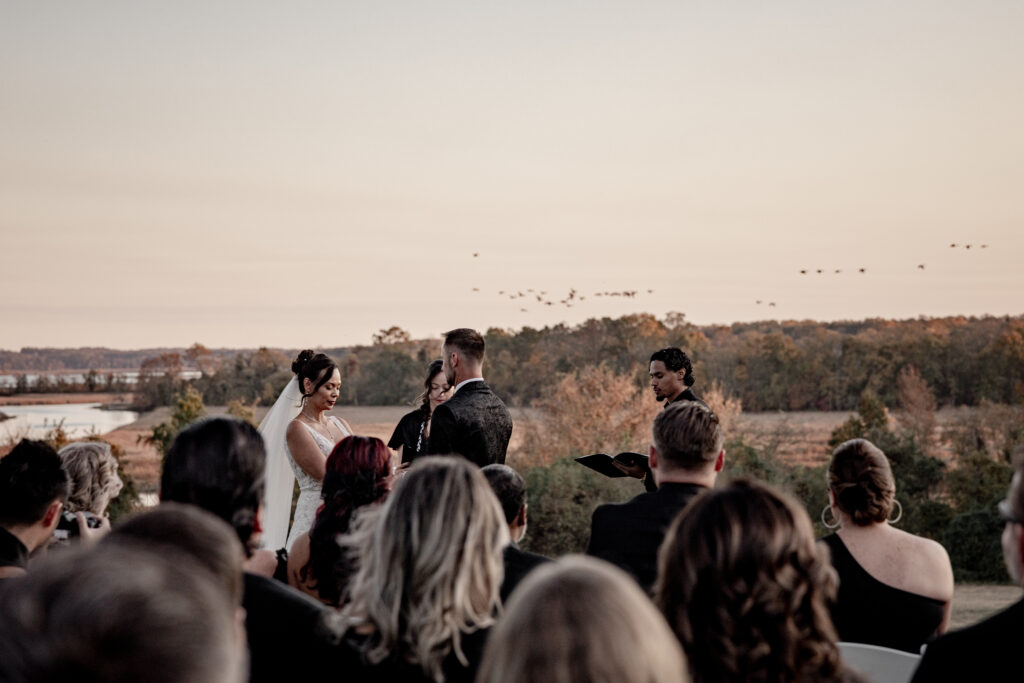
[388,409,429,465]
[821,533,944,653]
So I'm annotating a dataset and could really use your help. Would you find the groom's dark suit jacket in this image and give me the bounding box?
[426,380,513,467]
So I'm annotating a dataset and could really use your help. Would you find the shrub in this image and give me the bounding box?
[943,510,1007,582]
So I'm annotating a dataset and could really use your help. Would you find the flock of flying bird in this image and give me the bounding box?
[468,242,991,314]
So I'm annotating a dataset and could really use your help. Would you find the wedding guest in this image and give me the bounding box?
[820,438,953,652]
[477,556,689,683]
[0,545,246,683]
[288,435,392,606]
[481,463,551,601]
[338,456,508,682]
[0,439,69,579]
[426,328,513,467]
[388,359,451,465]
[587,401,724,591]
[911,454,1024,681]
[161,417,343,683]
[58,441,123,518]
[655,479,862,683]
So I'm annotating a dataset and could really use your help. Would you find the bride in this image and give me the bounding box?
[259,350,353,550]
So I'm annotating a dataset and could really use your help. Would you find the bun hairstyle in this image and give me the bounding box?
[292,350,339,400]
[828,438,896,526]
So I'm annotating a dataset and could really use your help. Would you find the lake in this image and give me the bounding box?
[0,403,139,441]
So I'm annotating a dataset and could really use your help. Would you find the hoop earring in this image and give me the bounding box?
[887,499,903,525]
[821,504,840,530]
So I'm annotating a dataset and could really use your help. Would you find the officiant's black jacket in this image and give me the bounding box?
[426,381,513,467]
[586,482,706,592]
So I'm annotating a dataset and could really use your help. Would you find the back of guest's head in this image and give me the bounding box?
[650,347,695,386]
[58,440,123,516]
[0,439,69,527]
[102,503,244,606]
[0,546,245,683]
[655,479,840,683]
[303,435,392,605]
[443,328,486,363]
[291,349,339,399]
[652,401,723,471]
[160,417,265,555]
[479,556,689,683]
[342,456,508,681]
[481,464,526,524]
[828,438,896,526]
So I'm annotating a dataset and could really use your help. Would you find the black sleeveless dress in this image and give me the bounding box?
[821,533,945,654]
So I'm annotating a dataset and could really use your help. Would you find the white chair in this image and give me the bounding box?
[838,642,921,683]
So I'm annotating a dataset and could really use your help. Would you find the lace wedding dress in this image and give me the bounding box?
[284,416,350,551]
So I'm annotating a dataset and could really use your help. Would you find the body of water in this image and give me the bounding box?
[0,370,202,389]
[0,403,138,441]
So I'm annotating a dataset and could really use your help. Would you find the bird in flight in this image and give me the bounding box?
[768,302,776,307]
[917,264,925,270]
[800,270,807,275]
[472,287,479,291]
[859,268,866,273]
[950,243,957,248]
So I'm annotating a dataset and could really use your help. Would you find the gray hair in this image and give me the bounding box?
[58,441,123,515]
[340,456,508,682]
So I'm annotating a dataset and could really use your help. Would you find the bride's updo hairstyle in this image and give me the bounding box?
[828,438,896,526]
[292,350,339,401]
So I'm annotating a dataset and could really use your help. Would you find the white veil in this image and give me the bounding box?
[257,376,303,550]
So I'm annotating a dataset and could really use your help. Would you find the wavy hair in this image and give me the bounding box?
[415,359,445,414]
[828,438,896,526]
[478,556,688,683]
[300,436,392,606]
[58,441,123,516]
[340,456,508,682]
[655,479,842,683]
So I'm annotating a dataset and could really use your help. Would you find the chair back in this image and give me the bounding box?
[838,641,921,683]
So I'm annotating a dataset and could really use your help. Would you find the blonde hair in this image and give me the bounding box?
[478,556,689,683]
[340,456,508,682]
[58,441,123,515]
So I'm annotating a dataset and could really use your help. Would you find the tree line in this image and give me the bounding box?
[3,314,1021,411]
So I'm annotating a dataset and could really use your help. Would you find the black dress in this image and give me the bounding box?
[821,533,944,653]
[388,409,429,465]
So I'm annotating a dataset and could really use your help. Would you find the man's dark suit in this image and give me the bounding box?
[585,482,706,592]
[500,543,551,602]
[910,597,1024,682]
[426,380,513,467]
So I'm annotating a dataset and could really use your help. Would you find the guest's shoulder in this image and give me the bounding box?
[913,598,1024,681]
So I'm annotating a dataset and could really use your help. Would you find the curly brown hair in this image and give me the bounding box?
[654,479,844,683]
[828,439,896,526]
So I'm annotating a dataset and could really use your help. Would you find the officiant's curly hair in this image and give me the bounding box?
[340,456,508,683]
[292,349,339,400]
[650,347,695,386]
[300,435,392,606]
[655,479,841,683]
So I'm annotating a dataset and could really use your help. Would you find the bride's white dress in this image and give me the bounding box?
[285,416,350,551]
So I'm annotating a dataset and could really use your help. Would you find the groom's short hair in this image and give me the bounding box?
[443,328,486,363]
[161,417,265,557]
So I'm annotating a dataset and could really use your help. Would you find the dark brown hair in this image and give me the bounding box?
[443,328,485,363]
[416,359,445,414]
[651,401,723,471]
[655,479,842,683]
[291,350,339,401]
[828,438,895,526]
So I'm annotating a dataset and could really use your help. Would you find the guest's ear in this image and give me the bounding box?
[42,500,62,529]
[649,444,659,470]
[514,505,527,528]
[713,449,725,473]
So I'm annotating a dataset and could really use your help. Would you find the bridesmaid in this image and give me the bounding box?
[387,360,451,465]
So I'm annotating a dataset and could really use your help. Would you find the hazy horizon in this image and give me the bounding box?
[4,2,1022,350]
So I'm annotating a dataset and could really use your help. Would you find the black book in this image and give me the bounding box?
[574,452,649,478]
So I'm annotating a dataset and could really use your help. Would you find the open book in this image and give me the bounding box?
[574,452,649,478]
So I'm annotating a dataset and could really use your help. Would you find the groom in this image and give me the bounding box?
[426,328,513,467]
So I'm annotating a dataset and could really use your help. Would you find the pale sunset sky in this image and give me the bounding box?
[2,1,1021,350]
